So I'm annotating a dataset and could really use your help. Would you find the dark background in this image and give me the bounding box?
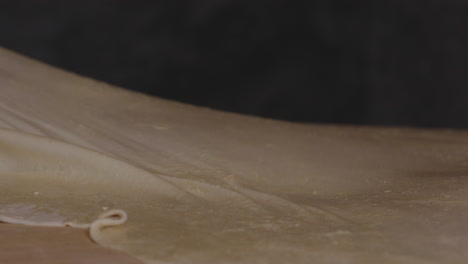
[1,0,467,128]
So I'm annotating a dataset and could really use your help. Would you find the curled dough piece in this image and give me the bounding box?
[89,209,128,241]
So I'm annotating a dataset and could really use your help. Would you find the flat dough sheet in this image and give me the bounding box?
[1,47,468,263]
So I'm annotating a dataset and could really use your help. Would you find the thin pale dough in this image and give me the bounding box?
[1,47,468,263]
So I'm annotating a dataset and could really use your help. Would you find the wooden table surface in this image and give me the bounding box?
[0,223,142,264]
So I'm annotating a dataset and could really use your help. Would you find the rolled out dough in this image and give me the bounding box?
[1,47,468,263]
